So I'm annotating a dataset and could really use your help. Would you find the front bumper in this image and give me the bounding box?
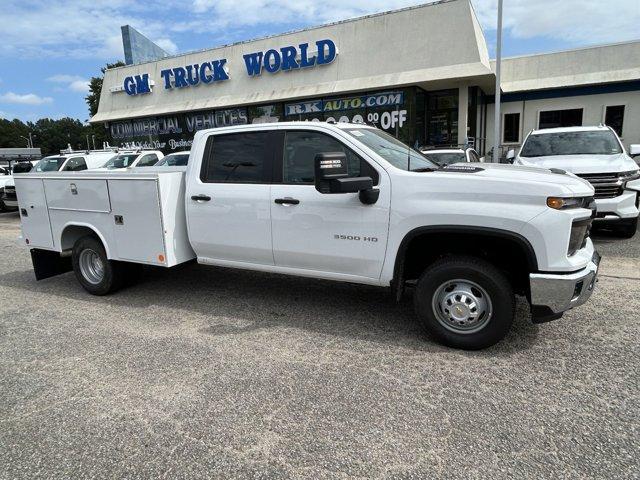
[529,251,600,323]
[593,190,639,220]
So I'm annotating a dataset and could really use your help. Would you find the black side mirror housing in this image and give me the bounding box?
[314,152,349,193]
[314,152,379,204]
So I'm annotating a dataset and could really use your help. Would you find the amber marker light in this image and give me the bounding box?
[546,197,565,210]
[158,254,165,263]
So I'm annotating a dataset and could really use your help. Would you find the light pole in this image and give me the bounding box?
[492,0,504,163]
[19,135,30,148]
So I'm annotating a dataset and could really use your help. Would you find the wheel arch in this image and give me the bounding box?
[60,223,112,258]
[392,225,538,300]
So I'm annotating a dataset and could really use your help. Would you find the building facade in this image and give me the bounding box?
[91,0,640,158]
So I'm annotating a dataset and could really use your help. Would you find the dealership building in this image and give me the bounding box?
[91,0,640,157]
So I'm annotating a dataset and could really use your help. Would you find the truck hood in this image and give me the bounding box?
[516,153,638,174]
[438,163,594,196]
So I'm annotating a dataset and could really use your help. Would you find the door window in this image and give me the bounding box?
[62,157,87,171]
[200,131,273,183]
[282,131,378,185]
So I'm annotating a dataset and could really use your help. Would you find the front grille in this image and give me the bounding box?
[576,173,623,199]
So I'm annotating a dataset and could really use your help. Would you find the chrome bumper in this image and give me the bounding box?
[529,251,600,323]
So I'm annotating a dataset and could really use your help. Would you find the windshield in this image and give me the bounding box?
[157,153,189,166]
[423,152,466,166]
[521,130,623,157]
[34,157,65,172]
[344,128,438,171]
[103,153,138,169]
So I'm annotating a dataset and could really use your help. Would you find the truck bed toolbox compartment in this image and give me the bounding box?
[14,171,195,268]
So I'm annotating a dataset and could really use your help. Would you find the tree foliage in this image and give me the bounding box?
[0,117,90,155]
[86,61,125,118]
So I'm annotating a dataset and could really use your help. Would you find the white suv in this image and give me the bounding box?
[512,126,640,237]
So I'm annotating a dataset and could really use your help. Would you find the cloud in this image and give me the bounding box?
[0,92,53,105]
[1,0,638,62]
[472,0,640,45]
[187,0,640,48]
[47,74,90,93]
[0,0,179,60]
[155,38,179,55]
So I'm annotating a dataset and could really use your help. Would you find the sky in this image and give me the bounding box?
[0,0,639,124]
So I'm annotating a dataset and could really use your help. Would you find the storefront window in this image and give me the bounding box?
[282,88,415,145]
[248,104,283,124]
[604,105,625,137]
[538,109,583,129]
[108,108,248,152]
[426,89,458,147]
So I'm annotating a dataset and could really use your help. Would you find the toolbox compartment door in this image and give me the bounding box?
[108,179,166,264]
[43,179,110,213]
[14,178,54,249]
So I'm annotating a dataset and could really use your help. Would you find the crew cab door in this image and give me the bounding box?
[186,130,279,265]
[270,129,390,280]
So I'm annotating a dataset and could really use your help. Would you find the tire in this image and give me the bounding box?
[414,256,515,350]
[616,217,638,239]
[72,236,125,295]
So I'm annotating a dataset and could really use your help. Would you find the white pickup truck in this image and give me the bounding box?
[14,122,600,350]
[512,126,640,237]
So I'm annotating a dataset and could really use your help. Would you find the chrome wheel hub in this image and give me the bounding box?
[79,249,105,285]
[432,279,492,334]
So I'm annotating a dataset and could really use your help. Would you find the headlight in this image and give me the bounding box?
[547,196,593,210]
[620,169,640,186]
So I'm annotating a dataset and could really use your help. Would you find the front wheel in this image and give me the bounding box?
[414,256,515,350]
[72,236,125,295]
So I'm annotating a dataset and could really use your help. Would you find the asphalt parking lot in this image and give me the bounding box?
[0,211,638,479]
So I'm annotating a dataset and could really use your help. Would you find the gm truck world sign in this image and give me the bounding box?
[122,39,337,96]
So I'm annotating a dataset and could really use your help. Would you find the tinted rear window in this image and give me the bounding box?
[201,132,272,183]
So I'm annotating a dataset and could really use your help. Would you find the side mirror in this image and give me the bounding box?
[629,144,640,157]
[314,152,379,204]
[506,149,516,163]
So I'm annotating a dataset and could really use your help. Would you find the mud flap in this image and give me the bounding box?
[30,249,72,281]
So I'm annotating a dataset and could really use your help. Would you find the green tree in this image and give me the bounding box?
[0,119,30,148]
[86,61,125,117]
[85,61,125,149]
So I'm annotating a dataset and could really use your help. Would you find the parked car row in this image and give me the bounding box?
[1,149,191,210]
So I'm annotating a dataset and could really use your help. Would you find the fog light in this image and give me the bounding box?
[572,281,583,300]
